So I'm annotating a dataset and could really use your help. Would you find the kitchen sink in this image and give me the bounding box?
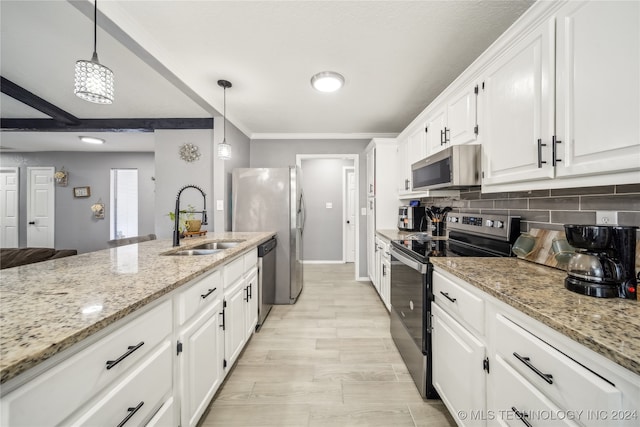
[167,249,224,256]
[191,241,243,250]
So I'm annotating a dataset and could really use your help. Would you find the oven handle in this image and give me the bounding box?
[390,247,428,274]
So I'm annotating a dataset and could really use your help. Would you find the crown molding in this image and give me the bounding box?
[250,132,398,140]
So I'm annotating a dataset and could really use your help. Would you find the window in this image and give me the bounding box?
[110,169,138,240]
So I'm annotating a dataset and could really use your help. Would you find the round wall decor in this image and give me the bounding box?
[179,143,201,162]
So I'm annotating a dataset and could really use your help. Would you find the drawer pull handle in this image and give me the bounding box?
[116,401,144,427]
[200,287,217,299]
[511,406,533,427]
[439,291,457,303]
[513,352,553,384]
[248,283,252,299]
[106,342,144,370]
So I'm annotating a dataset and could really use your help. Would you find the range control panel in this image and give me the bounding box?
[447,213,520,242]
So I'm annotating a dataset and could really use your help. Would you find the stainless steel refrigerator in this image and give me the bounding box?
[231,167,305,304]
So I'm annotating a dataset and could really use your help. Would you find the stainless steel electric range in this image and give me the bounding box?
[389,212,520,399]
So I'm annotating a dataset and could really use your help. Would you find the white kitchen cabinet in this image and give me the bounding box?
[365,138,398,285]
[380,250,391,312]
[432,303,487,427]
[223,278,247,369]
[245,268,258,338]
[178,298,225,427]
[373,236,383,293]
[426,105,447,156]
[146,396,176,427]
[481,17,556,186]
[555,0,640,178]
[447,84,479,147]
[367,149,375,197]
[396,136,410,194]
[408,125,427,166]
[0,299,172,427]
[482,0,640,190]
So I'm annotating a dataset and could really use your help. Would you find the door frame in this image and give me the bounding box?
[342,166,355,263]
[296,154,360,281]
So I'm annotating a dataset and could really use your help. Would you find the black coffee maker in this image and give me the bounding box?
[564,225,638,299]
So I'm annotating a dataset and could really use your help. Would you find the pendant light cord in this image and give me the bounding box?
[223,86,227,142]
[93,0,98,55]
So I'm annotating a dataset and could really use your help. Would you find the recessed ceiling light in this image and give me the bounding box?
[79,136,105,144]
[311,71,345,93]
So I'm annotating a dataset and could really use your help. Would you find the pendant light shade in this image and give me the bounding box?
[75,0,114,104]
[217,79,232,160]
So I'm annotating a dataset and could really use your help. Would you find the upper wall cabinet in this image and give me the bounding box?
[555,0,640,178]
[482,0,640,190]
[481,19,556,186]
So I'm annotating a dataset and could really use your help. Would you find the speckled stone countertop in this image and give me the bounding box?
[430,257,640,376]
[376,229,410,241]
[0,231,275,385]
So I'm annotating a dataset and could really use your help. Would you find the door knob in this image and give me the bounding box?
[347,220,350,224]
[28,221,35,225]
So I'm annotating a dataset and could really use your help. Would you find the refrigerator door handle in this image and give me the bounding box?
[298,192,306,233]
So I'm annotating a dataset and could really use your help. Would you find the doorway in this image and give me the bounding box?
[343,167,356,263]
[27,167,55,248]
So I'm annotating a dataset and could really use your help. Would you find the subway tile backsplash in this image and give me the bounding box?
[421,184,640,232]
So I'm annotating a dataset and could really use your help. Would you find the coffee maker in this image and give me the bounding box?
[564,225,638,299]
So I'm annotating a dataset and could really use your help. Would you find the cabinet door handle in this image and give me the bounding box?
[439,291,457,303]
[244,286,249,302]
[440,129,445,145]
[404,179,410,190]
[369,183,373,193]
[513,352,553,384]
[28,221,36,225]
[445,127,450,143]
[106,342,144,370]
[248,282,252,299]
[219,310,226,330]
[511,406,533,427]
[537,139,547,168]
[552,135,562,166]
[200,287,217,299]
[116,401,144,427]
[382,264,386,276]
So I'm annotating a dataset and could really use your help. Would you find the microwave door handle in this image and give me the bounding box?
[390,247,427,274]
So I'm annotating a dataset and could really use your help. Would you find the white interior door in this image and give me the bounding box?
[0,167,19,248]
[27,167,55,248]
[344,168,356,263]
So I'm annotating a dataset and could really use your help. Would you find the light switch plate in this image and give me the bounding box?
[361,208,366,216]
[216,200,224,211]
[596,211,618,225]
[326,202,333,209]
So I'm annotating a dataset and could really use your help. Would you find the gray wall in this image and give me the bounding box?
[301,158,354,261]
[154,129,214,239]
[0,152,155,253]
[250,138,370,278]
[223,122,251,231]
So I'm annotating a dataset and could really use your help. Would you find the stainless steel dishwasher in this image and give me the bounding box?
[257,238,277,329]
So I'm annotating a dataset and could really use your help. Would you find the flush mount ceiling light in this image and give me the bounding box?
[311,71,345,93]
[79,136,105,145]
[74,0,114,104]
[217,79,232,160]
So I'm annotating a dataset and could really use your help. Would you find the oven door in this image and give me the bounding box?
[389,246,429,353]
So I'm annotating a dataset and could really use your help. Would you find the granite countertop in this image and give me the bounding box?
[430,257,640,376]
[376,229,410,241]
[0,231,275,385]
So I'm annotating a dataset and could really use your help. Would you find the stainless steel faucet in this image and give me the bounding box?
[173,185,208,247]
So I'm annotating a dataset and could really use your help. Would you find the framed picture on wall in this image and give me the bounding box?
[73,186,91,198]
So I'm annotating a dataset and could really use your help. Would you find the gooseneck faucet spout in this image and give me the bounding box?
[173,185,208,247]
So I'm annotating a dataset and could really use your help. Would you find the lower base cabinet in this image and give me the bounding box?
[432,303,487,427]
[178,299,225,427]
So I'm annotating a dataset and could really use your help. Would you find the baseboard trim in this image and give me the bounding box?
[356,276,371,282]
[302,260,345,264]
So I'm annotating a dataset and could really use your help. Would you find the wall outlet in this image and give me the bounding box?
[596,211,618,225]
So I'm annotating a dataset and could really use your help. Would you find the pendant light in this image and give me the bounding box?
[217,79,232,160]
[74,0,114,104]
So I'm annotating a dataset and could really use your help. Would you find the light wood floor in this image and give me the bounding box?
[200,263,456,426]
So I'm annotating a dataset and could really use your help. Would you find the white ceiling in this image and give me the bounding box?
[0,0,534,150]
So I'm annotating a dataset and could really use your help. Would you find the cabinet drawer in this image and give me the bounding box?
[433,271,485,334]
[492,354,579,427]
[495,314,621,417]
[244,249,257,271]
[2,299,172,427]
[178,269,222,325]
[146,397,175,427]
[70,341,172,426]
[224,255,244,287]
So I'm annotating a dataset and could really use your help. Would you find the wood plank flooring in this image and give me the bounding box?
[200,263,456,427]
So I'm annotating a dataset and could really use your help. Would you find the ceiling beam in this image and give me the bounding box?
[1,76,81,125]
[0,118,214,132]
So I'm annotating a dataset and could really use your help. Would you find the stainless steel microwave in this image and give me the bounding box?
[411,145,481,191]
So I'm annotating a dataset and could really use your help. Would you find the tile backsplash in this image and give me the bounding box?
[421,184,640,233]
